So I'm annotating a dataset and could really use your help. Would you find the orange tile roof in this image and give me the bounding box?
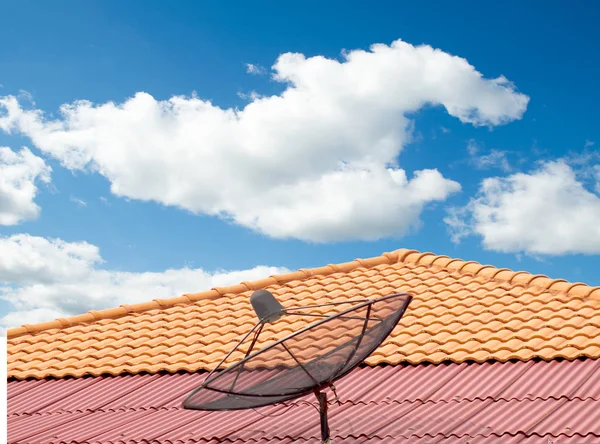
[7,248,600,380]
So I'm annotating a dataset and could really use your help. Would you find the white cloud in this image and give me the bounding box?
[0,147,51,225]
[245,63,267,75]
[446,160,600,255]
[0,234,289,328]
[237,90,263,101]
[466,140,511,172]
[584,139,595,148]
[0,234,102,284]
[17,89,35,105]
[471,149,511,172]
[0,39,528,242]
[70,196,87,207]
[467,139,480,156]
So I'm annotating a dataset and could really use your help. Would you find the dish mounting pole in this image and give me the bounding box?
[315,390,331,444]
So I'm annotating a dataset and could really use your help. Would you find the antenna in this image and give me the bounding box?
[183,290,412,443]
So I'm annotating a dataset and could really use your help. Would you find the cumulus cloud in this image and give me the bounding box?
[0,147,51,225]
[0,234,289,328]
[445,160,600,255]
[0,39,528,242]
[0,234,101,285]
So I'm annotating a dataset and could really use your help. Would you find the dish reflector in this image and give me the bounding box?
[183,292,411,411]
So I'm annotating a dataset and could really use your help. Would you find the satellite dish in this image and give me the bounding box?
[183,290,412,443]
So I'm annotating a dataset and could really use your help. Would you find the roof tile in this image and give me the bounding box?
[7,248,600,379]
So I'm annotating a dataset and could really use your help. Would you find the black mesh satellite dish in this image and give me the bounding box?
[183,291,412,443]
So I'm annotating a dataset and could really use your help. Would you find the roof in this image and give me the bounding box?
[7,248,600,380]
[8,358,600,443]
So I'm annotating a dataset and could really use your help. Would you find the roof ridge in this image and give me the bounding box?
[6,249,402,339]
[7,248,600,340]
[398,250,598,298]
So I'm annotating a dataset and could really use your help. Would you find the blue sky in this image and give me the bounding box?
[0,1,599,327]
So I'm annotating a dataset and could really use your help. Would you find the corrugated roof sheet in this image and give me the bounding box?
[8,359,600,443]
[7,248,600,379]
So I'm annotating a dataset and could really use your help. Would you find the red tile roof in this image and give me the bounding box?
[7,359,600,443]
[6,248,600,442]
